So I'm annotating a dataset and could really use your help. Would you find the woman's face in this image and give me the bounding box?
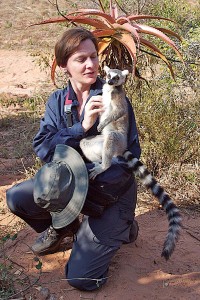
[65,39,99,88]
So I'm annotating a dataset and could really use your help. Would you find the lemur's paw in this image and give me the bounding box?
[89,164,103,180]
[97,124,104,132]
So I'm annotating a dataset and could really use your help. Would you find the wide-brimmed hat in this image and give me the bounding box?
[33,144,88,229]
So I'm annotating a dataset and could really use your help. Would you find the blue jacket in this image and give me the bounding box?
[33,77,141,163]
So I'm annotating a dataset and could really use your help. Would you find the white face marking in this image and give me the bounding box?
[104,66,129,86]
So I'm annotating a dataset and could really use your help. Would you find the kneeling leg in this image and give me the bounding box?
[65,216,119,291]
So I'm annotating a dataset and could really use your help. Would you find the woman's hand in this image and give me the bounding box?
[82,95,104,132]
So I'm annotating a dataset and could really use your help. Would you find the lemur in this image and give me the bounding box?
[80,66,182,260]
[80,66,129,179]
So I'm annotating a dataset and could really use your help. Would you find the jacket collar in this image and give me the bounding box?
[67,76,104,101]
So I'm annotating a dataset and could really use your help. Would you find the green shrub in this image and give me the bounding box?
[126,75,199,174]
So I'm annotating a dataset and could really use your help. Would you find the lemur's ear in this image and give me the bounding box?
[122,70,129,76]
[104,65,110,73]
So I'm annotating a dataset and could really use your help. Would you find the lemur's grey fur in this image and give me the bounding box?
[80,66,182,260]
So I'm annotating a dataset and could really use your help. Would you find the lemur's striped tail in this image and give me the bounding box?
[124,151,182,260]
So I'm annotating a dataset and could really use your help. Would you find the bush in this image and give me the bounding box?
[119,0,200,174]
[126,75,199,174]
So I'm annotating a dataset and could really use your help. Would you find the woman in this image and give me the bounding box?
[6,27,141,291]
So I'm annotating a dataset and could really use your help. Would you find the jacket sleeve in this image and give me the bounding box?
[127,99,141,159]
[33,92,86,163]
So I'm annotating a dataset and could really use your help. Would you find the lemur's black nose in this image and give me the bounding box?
[108,79,114,85]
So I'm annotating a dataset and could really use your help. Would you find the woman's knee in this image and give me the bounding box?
[67,277,107,291]
[6,185,18,213]
[64,216,119,291]
[65,264,108,291]
[6,179,34,215]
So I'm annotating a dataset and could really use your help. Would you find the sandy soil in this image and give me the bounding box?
[0,0,200,299]
[0,50,51,97]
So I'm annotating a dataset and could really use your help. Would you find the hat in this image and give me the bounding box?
[33,144,88,229]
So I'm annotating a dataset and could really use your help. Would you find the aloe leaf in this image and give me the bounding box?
[127,14,177,24]
[51,58,57,86]
[140,37,175,78]
[97,39,111,55]
[93,29,116,38]
[109,0,118,19]
[30,17,72,26]
[134,24,183,61]
[116,16,131,25]
[68,15,112,29]
[75,15,114,29]
[30,15,110,30]
[154,27,182,42]
[114,33,137,74]
[67,9,115,23]
[113,23,140,46]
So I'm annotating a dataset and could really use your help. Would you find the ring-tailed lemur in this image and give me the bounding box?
[80,66,129,179]
[80,66,182,260]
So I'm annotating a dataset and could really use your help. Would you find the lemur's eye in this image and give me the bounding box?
[115,75,119,80]
[107,74,111,79]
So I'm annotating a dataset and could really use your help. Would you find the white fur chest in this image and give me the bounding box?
[101,83,113,120]
[99,83,116,132]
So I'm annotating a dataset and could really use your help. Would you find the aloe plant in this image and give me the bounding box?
[32,0,183,85]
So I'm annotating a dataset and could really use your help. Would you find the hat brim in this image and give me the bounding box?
[51,144,88,229]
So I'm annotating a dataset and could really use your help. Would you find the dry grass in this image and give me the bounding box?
[0,0,63,51]
[136,163,199,214]
[0,0,103,52]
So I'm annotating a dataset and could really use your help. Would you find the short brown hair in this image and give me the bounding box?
[55,27,98,67]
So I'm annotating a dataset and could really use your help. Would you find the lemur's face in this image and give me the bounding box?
[104,66,129,86]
